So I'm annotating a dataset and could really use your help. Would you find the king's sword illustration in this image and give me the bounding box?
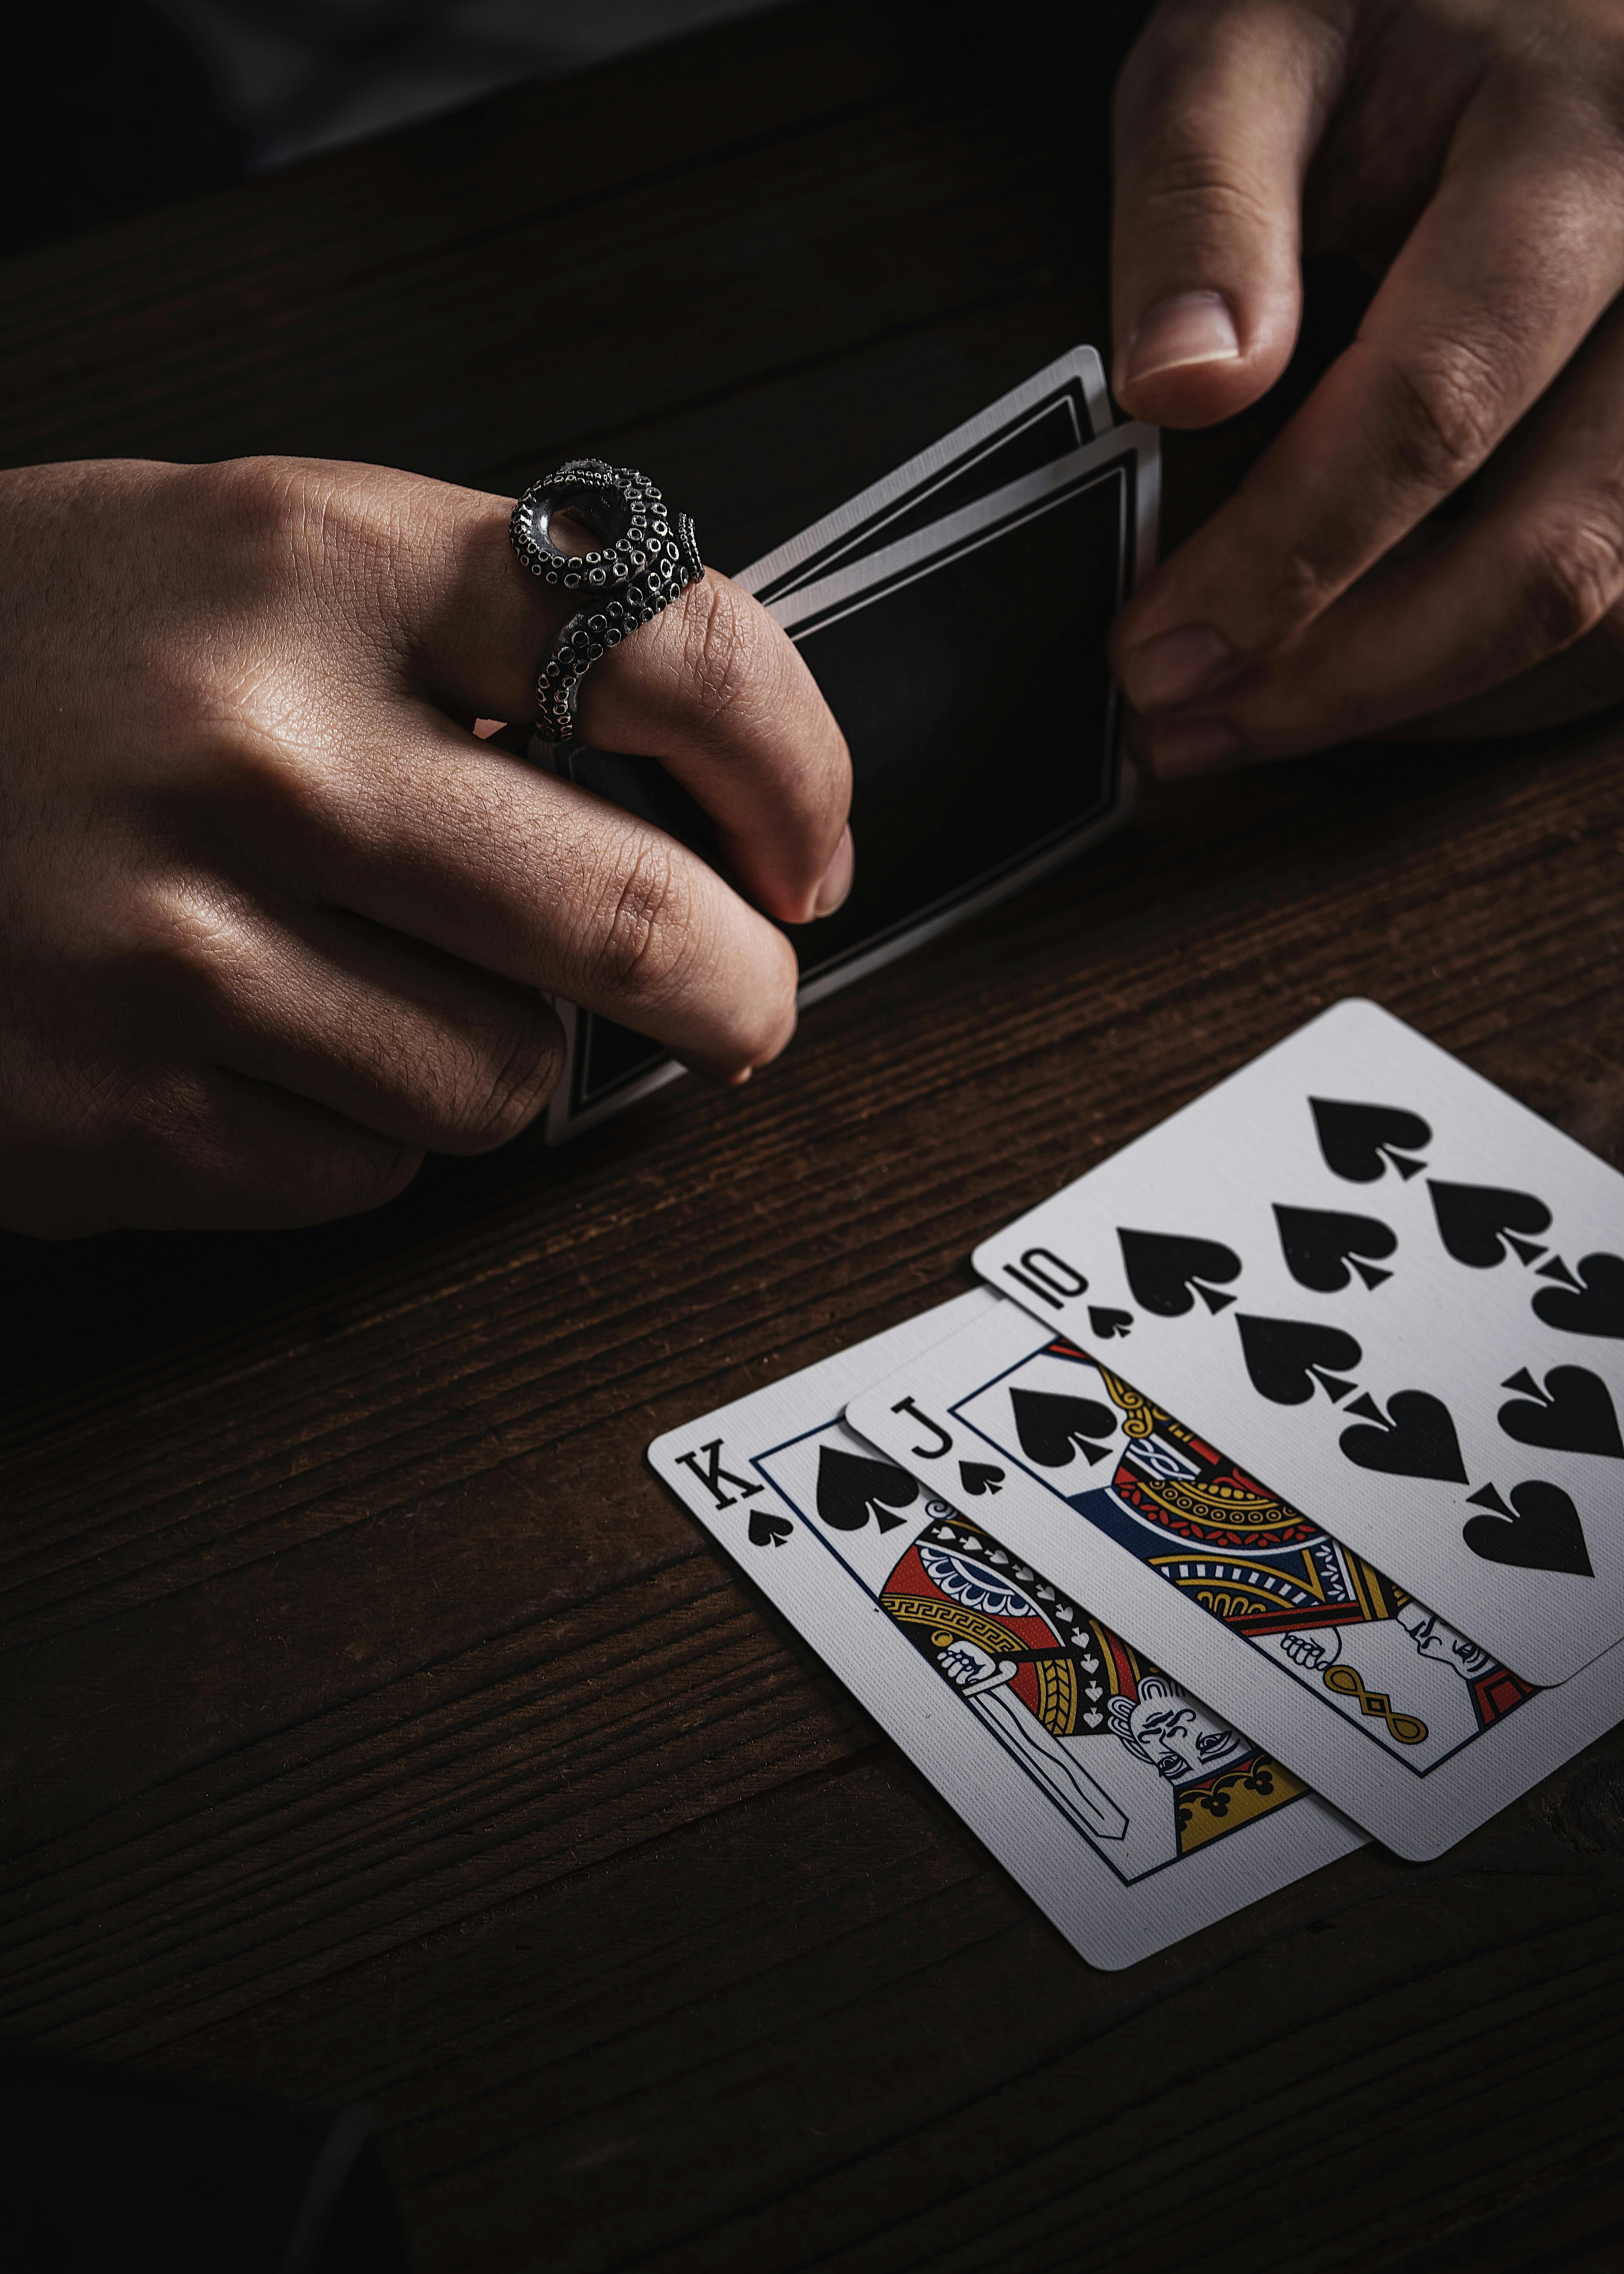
[956,1655,1131,1842]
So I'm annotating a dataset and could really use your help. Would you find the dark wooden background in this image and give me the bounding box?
[3,5,1624,2267]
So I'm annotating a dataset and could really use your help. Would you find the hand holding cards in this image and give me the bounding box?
[543,350,1157,1139]
[651,999,1624,1967]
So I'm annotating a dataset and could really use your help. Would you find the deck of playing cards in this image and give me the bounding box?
[651,1000,1624,1969]
[542,348,1158,1140]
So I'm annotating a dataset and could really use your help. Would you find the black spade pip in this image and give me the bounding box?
[1010,1388,1119,1468]
[1463,1480,1594,1578]
[1427,1179,1551,1269]
[1339,1389,1468,1484]
[1273,1204,1396,1293]
[1498,1365,1623,1460]
[1310,1098,1431,1183]
[1118,1229,1241,1317]
[1236,1314,1362,1405]
[1534,1253,1624,1342]
[815,1446,919,1532]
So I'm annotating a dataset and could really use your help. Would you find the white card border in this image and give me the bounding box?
[737,344,1113,604]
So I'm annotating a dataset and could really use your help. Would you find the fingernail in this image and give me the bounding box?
[1125,625,1234,711]
[1151,718,1245,780]
[1121,290,1241,391]
[813,824,855,917]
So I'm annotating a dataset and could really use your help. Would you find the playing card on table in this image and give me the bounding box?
[972,999,1624,1688]
[543,349,1156,1140]
[649,1292,1361,1971]
[847,1289,1624,1859]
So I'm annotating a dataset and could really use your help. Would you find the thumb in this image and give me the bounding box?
[1110,0,1347,428]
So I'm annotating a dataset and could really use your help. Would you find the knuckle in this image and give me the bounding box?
[1519,517,1624,654]
[239,1124,422,1223]
[204,457,360,599]
[315,1136,422,1218]
[112,1064,422,1228]
[206,454,343,555]
[1129,150,1281,248]
[1267,533,1347,626]
[240,1110,422,1223]
[196,453,300,538]
[216,718,343,841]
[135,650,232,760]
[140,465,377,776]
[451,1003,565,1149]
[583,836,694,1005]
[162,693,324,824]
[675,574,769,730]
[1382,344,1507,497]
[118,875,241,1004]
[197,455,404,648]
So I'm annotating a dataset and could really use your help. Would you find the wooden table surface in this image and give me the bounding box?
[4,6,1624,2267]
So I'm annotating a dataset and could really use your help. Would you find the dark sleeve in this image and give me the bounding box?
[1,2041,408,2274]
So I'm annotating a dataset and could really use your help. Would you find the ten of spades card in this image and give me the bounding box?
[972,999,1624,1688]
[649,1294,1361,1972]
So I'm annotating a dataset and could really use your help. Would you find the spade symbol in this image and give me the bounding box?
[815,1446,919,1533]
[1338,1389,1468,1484]
[1463,1480,1593,1578]
[1498,1365,1623,1459]
[1236,1314,1363,1406]
[747,1509,794,1548]
[1089,1306,1134,1342]
[1274,1204,1397,1294]
[958,1460,1005,1497]
[1010,1389,1118,1469]
[1118,1229,1242,1317]
[1427,1180,1552,1269]
[1533,1252,1624,1342]
[1310,1098,1431,1183]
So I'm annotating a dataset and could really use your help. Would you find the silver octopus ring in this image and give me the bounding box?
[509,458,704,742]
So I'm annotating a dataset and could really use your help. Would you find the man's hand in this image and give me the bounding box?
[1109,0,1624,773]
[0,457,852,1234]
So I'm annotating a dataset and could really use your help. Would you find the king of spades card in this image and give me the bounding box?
[874,1506,1306,1876]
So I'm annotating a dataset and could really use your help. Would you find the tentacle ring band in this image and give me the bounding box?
[509,458,703,742]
